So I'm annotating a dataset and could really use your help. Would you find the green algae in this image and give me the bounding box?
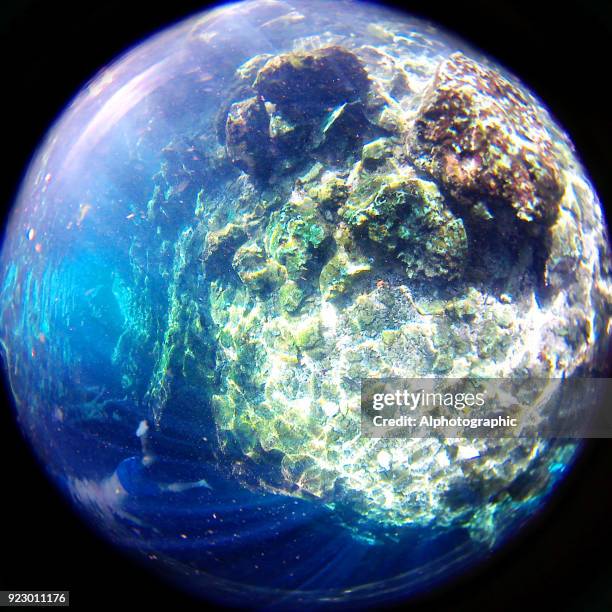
[361,137,392,168]
[292,315,322,349]
[265,201,329,279]
[233,240,287,294]
[307,176,349,208]
[279,280,304,312]
[319,247,372,301]
[340,174,467,280]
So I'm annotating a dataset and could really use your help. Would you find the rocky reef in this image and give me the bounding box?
[339,173,467,280]
[254,46,370,119]
[225,96,274,178]
[410,53,564,239]
[113,19,612,546]
[223,45,378,181]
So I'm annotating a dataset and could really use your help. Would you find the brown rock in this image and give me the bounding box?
[253,45,370,120]
[225,96,273,178]
[410,53,564,232]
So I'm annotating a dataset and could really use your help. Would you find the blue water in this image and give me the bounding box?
[0,0,580,608]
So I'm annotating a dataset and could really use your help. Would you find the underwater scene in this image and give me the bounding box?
[1,0,611,608]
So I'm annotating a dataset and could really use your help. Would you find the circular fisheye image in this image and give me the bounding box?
[0,0,610,609]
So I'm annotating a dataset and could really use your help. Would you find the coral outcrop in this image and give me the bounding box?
[253,45,370,120]
[225,96,273,178]
[410,53,564,237]
[223,45,375,180]
[112,29,611,547]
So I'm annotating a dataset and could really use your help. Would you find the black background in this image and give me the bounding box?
[1,0,611,610]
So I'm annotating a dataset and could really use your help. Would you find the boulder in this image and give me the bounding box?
[225,96,273,179]
[410,53,563,234]
[254,45,370,121]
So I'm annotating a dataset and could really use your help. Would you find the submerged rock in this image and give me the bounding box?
[224,46,374,180]
[203,222,248,271]
[319,243,372,301]
[225,95,273,179]
[278,280,304,312]
[147,39,608,556]
[361,137,393,168]
[254,45,370,121]
[410,52,564,235]
[396,179,468,280]
[307,174,349,208]
[265,199,330,280]
[235,53,273,83]
[232,240,287,293]
[340,174,467,280]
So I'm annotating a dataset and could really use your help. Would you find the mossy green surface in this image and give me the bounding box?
[279,280,304,312]
[340,174,467,281]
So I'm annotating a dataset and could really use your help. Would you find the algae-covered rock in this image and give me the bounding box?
[292,315,322,349]
[233,240,287,293]
[396,179,468,280]
[361,137,392,168]
[298,162,324,186]
[279,280,304,312]
[212,393,236,430]
[225,95,273,178]
[254,45,370,121]
[411,53,564,234]
[381,329,402,346]
[268,110,297,142]
[319,248,371,301]
[318,224,372,300]
[341,174,467,280]
[445,287,481,321]
[341,173,409,246]
[307,175,349,208]
[477,317,513,360]
[265,200,330,279]
[353,293,379,329]
[235,53,273,82]
[203,222,248,271]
